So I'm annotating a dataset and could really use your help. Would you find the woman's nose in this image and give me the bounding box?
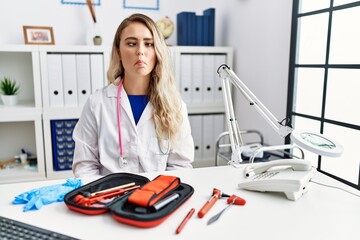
[137,46,144,56]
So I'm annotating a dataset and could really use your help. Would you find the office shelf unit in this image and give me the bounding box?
[0,45,45,183]
[172,47,233,167]
[0,45,232,183]
[40,45,110,180]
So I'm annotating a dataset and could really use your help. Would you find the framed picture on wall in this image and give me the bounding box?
[23,26,55,45]
[123,0,159,10]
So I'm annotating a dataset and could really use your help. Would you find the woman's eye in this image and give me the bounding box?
[127,42,136,47]
[145,42,154,47]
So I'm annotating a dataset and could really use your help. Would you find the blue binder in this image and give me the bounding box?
[203,8,215,46]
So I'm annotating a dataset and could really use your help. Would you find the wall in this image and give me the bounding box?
[219,0,293,146]
[0,0,293,146]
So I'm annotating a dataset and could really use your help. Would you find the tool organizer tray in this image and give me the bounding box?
[64,172,194,228]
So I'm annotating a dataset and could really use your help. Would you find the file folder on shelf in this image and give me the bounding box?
[214,54,227,104]
[191,54,203,103]
[203,8,215,46]
[90,54,105,93]
[189,115,203,160]
[202,54,216,103]
[76,54,91,105]
[202,114,215,160]
[180,54,192,104]
[177,8,214,46]
[47,54,64,107]
[61,54,78,107]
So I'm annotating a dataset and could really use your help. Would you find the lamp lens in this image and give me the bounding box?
[300,132,336,149]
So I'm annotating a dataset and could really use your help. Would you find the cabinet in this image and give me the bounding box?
[0,45,232,183]
[172,47,233,167]
[39,46,110,180]
[0,45,45,183]
[0,45,110,183]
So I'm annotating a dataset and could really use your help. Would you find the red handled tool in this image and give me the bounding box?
[74,185,140,206]
[197,188,230,218]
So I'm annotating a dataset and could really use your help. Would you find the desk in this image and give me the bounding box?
[0,165,359,240]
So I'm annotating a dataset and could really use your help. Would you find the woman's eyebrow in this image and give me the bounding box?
[124,36,153,41]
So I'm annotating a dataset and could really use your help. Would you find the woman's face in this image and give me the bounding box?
[119,22,157,80]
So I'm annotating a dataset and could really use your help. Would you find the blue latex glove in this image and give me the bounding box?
[13,178,82,212]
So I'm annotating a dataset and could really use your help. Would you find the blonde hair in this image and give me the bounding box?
[107,13,182,145]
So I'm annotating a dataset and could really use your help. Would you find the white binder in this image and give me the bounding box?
[191,54,203,103]
[213,114,225,145]
[90,54,105,93]
[189,115,203,160]
[180,54,192,104]
[214,54,227,104]
[47,54,64,107]
[76,54,91,105]
[61,54,78,106]
[202,54,215,103]
[202,114,215,160]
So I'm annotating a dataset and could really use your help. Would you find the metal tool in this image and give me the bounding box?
[207,194,246,225]
[74,185,140,206]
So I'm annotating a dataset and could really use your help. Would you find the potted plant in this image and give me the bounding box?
[93,35,102,45]
[0,77,20,106]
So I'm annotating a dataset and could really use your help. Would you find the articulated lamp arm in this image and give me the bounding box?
[217,64,343,166]
[218,64,293,138]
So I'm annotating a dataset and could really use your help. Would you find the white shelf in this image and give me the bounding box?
[0,101,41,122]
[187,103,226,114]
[0,163,46,184]
[42,106,83,120]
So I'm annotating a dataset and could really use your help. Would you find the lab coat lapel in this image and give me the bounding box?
[106,84,137,130]
[137,102,153,128]
[120,87,137,129]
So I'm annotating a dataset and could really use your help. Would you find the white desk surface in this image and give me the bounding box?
[0,165,359,240]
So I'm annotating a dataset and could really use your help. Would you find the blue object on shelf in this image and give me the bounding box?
[203,8,215,46]
[51,119,78,171]
[177,8,215,46]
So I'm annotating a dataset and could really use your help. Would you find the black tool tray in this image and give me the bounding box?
[64,173,194,228]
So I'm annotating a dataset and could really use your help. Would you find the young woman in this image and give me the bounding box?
[72,14,194,177]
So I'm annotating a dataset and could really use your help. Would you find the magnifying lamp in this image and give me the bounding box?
[217,64,343,166]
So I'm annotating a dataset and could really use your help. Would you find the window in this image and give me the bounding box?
[287,0,360,190]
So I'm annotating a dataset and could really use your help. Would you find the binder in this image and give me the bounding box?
[61,54,78,107]
[213,114,225,146]
[202,114,215,160]
[188,13,196,46]
[203,8,215,46]
[47,54,64,107]
[189,115,203,160]
[202,54,215,103]
[177,12,189,45]
[195,15,203,46]
[76,54,91,105]
[202,15,211,46]
[90,54,104,93]
[214,54,227,104]
[191,54,203,103]
[180,54,192,104]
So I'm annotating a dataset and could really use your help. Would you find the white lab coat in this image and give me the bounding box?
[72,83,194,177]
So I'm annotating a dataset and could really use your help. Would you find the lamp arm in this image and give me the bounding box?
[217,64,293,139]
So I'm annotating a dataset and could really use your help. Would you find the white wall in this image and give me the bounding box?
[219,0,293,145]
[0,0,293,145]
